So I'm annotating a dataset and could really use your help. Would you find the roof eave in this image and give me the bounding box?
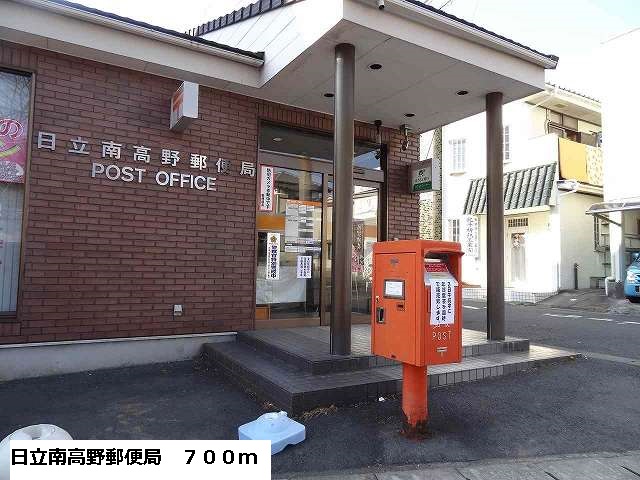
[367,0,558,69]
[14,0,265,67]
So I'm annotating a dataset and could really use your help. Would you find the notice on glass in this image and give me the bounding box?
[430,279,455,325]
[284,199,320,253]
[265,232,280,280]
[259,166,274,212]
[296,255,312,279]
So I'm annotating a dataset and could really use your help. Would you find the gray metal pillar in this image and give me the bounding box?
[330,43,355,355]
[486,92,505,340]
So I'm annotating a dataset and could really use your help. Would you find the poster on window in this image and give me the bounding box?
[265,232,280,280]
[284,199,321,253]
[352,220,365,273]
[259,166,274,211]
[464,215,479,258]
[296,255,312,279]
[0,118,27,184]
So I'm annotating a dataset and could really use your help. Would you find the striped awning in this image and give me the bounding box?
[464,163,556,215]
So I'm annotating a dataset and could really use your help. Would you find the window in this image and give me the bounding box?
[447,218,460,242]
[258,122,382,171]
[508,217,529,228]
[0,70,31,314]
[451,139,466,172]
[503,125,511,163]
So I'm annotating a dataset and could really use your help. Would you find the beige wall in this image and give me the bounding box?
[559,193,605,289]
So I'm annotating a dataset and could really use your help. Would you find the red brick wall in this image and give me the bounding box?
[0,40,419,345]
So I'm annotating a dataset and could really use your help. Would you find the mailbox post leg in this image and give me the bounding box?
[401,363,428,436]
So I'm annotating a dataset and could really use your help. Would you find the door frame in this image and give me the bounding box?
[505,217,529,287]
[256,150,386,328]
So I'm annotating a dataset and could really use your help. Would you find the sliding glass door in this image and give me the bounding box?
[255,121,384,328]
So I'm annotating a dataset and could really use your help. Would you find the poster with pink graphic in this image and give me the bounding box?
[0,117,27,183]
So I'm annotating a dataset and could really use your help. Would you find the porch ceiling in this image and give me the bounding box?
[228,19,546,134]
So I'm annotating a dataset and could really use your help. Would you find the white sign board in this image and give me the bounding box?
[425,263,457,326]
[464,215,479,258]
[430,279,456,325]
[265,232,280,280]
[384,280,404,298]
[259,166,274,212]
[170,81,198,132]
[296,255,312,279]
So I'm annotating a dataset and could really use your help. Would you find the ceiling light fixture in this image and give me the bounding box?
[369,63,383,70]
[324,93,334,98]
[456,90,469,96]
[404,113,415,118]
[272,137,283,142]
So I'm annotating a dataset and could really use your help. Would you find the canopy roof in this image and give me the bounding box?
[586,199,640,215]
[1,0,558,133]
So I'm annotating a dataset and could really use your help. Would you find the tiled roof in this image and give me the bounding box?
[46,0,265,60]
[464,163,557,215]
[188,0,558,65]
[187,0,293,37]
[545,83,600,103]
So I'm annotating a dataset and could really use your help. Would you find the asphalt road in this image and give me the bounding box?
[1,359,639,475]
[462,301,640,360]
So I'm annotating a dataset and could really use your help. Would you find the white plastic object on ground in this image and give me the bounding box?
[238,411,305,455]
[0,425,72,480]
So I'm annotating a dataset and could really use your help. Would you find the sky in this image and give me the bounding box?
[79,0,640,98]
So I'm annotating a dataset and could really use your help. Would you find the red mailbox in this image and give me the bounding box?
[371,240,463,434]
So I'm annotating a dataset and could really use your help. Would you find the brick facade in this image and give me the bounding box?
[0,40,419,345]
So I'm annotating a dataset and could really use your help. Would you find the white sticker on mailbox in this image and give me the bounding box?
[384,280,404,298]
[430,279,455,325]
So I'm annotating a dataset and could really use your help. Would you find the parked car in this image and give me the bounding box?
[625,253,640,303]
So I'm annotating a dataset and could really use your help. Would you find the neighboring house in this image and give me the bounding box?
[421,84,604,302]
[587,28,640,296]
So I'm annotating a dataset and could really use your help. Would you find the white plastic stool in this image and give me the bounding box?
[238,411,305,455]
[0,425,72,480]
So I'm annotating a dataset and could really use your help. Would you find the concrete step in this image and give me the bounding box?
[237,328,529,374]
[201,340,578,415]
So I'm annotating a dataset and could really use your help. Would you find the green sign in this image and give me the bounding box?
[408,159,438,193]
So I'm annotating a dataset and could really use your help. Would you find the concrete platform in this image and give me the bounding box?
[238,326,530,374]
[201,326,578,414]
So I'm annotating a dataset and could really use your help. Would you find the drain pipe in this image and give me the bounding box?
[574,263,579,290]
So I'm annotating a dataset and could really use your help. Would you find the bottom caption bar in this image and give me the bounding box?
[10,440,271,479]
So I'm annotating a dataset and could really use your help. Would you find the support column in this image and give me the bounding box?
[610,211,626,297]
[486,92,505,340]
[330,43,355,355]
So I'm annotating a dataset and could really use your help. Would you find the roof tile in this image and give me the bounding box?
[464,163,557,215]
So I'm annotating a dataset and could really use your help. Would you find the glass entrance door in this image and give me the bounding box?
[256,167,323,327]
[255,121,384,329]
[323,179,380,325]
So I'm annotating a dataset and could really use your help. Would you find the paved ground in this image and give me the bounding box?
[1,354,639,475]
[537,289,640,315]
[284,451,640,479]
[463,300,640,359]
[2,301,639,475]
